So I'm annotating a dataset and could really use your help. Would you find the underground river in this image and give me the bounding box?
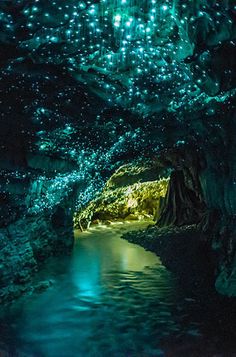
[0,221,236,356]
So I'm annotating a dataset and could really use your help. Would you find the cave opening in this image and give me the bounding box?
[73,161,170,230]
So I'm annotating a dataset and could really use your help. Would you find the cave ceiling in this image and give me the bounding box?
[0,0,235,211]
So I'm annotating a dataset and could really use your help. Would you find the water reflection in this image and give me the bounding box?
[72,222,159,300]
[0,222,235,356]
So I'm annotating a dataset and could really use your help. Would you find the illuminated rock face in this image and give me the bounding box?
[0,0,235,298]
[74,162,169,229]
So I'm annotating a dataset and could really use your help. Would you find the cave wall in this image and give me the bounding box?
[74,162,169,229]
[156,138,236,296]
[0,157,79,303]
[157,169,205,227]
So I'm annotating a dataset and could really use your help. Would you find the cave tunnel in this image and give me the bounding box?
[0,0,236,355]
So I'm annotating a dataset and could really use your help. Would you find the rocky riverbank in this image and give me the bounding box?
[122,224,216,294]
[0,213,73,305]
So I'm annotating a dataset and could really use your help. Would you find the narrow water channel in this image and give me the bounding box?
[0,222,235,356]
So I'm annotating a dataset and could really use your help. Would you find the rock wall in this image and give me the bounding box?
[156,143,236,296]
[0,214,73,303]
[74,162,169,230]
[157,170,205,227]
[0,155,78,303]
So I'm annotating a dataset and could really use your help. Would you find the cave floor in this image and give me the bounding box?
[0,221,236,356]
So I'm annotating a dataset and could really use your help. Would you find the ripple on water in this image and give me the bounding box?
[0,222,235,356]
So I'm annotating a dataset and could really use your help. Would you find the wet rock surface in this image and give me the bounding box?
[0,214,73,304]
[122,225,216,294]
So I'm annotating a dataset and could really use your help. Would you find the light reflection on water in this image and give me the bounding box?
[0,221,235,356]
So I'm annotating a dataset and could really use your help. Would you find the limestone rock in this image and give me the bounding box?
[74,163,169,230]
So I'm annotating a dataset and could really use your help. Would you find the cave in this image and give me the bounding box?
[0,0,236,355]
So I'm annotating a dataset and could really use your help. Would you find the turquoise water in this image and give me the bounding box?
[0,222,235,356]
